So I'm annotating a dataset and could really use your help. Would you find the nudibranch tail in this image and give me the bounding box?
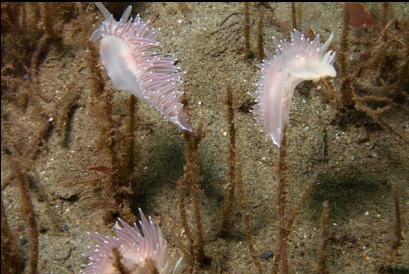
[252,29,337,146]
[91,2,191,131]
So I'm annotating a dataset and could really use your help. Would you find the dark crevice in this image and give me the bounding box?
[62,104,79,148]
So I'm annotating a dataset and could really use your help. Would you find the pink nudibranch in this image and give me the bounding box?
[80,208,183,274]
[91,2,191,131]
[251,29,336,146]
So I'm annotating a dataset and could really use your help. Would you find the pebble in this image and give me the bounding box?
[369,152,378,158]
[259,250,274,260]
[19,236,29,246]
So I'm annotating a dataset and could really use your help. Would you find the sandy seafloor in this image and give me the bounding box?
[1,2,409,274]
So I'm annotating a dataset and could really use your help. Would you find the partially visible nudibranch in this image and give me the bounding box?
[251,29,336,146]
[90,2,191,131]
[80,208,183,274]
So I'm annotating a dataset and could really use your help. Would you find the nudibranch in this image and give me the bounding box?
[91,2,191,131]
[251,29,336,146]
[81,208,183,274]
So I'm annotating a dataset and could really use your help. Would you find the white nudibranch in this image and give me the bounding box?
[90,2,191,131]
[80,208,183,274]
[251,29,336,146]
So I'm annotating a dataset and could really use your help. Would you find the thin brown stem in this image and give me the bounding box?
[87,43,104,98]
[244,2,251,58]
[340,3,350,78]
[220,85,237,236]
[178,168,195,243]
[291,3,298,30]
[9,158,38,274]
[391,188,402,257]
[382,2,390,28]
[257,6,265,62]
[317,201,330,274]
[178,92,206,267]
[339,4,354,107]
[86,42,119,223]
[236,159,264,274]
[1,196,23,274]
[286,184,314,234]
[272,124,288,274]
[189,122,206,264]
[126,95,137,179]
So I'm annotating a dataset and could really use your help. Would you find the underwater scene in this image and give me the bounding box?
[1,2,408,274]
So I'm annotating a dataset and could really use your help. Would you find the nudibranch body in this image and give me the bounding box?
[251,29,336,146]
[81,208,183,274]
[91,2,191,131]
